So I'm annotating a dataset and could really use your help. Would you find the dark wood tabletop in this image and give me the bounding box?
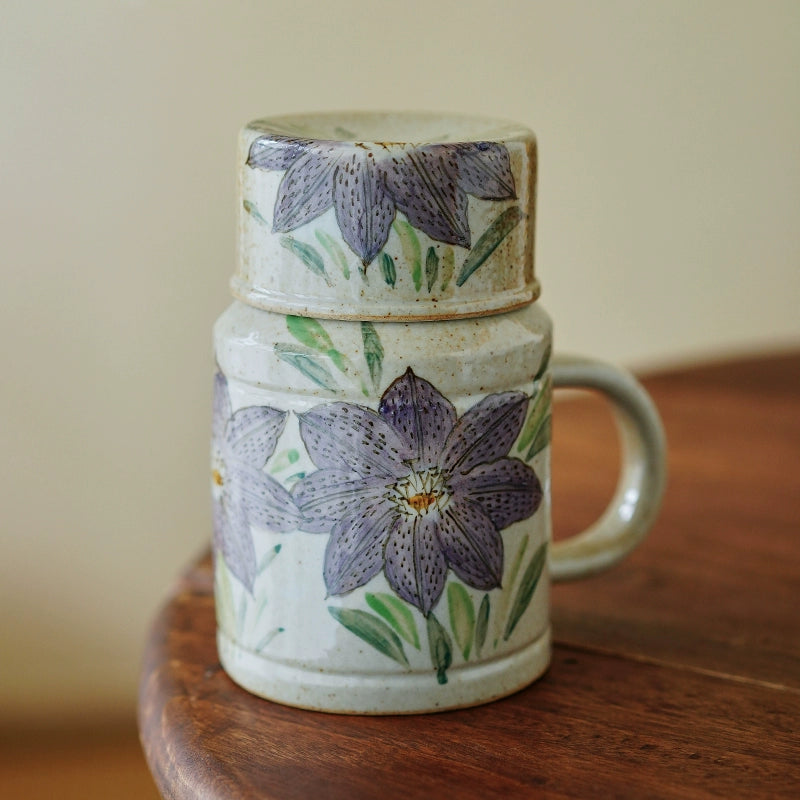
[139,351,800,799]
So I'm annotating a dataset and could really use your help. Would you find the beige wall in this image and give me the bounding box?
[2,0,798,722]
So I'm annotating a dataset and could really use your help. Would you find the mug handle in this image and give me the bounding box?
[549,355,667,581]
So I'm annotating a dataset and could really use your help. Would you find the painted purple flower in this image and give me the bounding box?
[292,369,542,615]
[247,136,516,265]
[212,373,299,592]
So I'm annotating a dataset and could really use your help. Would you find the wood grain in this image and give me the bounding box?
[552,352,800,689]
[139,352,800,799]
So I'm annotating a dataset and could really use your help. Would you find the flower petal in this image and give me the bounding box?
[438,498,503,590]
[324,499,398,595]
[212,496,226,554]
[441,391,529,475]
[215,491,257,593]
[212,372,232,445]
[379,368,457,469]
[273,148,339,232]
[333,150,395,264]
[378,146,471,247]
[298,403,412,478]
[455,142,516,200]
[247,135,309,170]
[232,462,300,533]
[450,457,542,530]
[384,513,447,615]
[226,406,288,467]
[292,468,394,534]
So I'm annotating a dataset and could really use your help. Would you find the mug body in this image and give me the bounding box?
[212,300,554,713]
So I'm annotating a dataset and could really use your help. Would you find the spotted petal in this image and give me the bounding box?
[441,391,528,476]
[292,468,395,534]
[215,490,257,593]
[438,498,503,590]
[212,373,231,445]
[450,457,542,530]
[379,368,457,469]
[247,135,309,170]
[226,406,287,467]
[333,150,395,265]
[324,499,398,595]
[232,462,299,533]
[298,403,412,478]
[379,146,471,247]
[454,142,516,200]
[384,514,448,615]
[273,147,339,232]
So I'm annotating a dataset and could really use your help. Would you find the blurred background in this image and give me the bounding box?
[1,1,798,796]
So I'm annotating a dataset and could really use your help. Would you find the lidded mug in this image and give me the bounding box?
[212,111,666,714]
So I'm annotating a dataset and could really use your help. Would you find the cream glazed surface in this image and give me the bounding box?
[212,302,554,712]
[212,112,667,713]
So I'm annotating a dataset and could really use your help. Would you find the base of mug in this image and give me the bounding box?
[217,626,552,715]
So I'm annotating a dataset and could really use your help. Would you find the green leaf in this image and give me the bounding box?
[269,448,300,474]
[274,344,339,392]
[328,607,409,666]
[412,260,423,292]
[255,626,284,652]
[243,198,270,227]
[507,535,530,590]
[315,230,350,280]
[427,612,453,685]
[517,376,552,454]
[279,236,332,286]
[286,315,334,352]
[257,544,282,574]
[526,415,552,460]
[380,252,396,287]
[393,219,422,291]
[361,322,384,393]
[475,594,490,657]
[284,317,347,374]
[504,543,547,641]
[366,592,420,649]
[456,205,524,286]
[440,246,455,291]
[534,342,552,382]
[284,471,306,486]
[447,583,475,661]
[254,594,270,624]
[425,247,439,292]
[237,593,247,631]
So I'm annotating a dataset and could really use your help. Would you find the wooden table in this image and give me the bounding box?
[139,352,800,799]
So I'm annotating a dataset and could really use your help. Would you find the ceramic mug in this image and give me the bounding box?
[211,113,666,714]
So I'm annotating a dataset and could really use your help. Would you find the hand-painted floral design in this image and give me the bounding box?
[247,136,516,265]
[212,373,299,593]
[292,369,542,615]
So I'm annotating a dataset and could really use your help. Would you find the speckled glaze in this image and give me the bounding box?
[212,112,667,714]
[234,111,538,320]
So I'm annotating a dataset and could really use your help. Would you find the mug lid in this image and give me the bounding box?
[234,111,538,321]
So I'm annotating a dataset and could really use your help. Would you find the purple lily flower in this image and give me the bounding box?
[212,373,299,593]
[247,136,516,265]
[292,369,542,615]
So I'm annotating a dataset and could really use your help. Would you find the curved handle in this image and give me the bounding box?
[549,355,667,581]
